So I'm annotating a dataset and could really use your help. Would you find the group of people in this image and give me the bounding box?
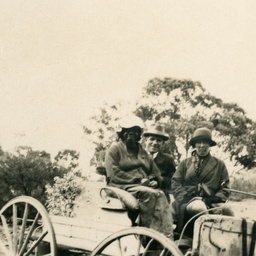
[103,116,233,240]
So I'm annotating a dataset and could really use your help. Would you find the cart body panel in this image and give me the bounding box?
[192,214,256,256]
[50,206,133,253]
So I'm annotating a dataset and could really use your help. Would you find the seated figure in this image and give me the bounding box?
[143,124,176,203]
[105,116,174,239]
[172,127,234,237]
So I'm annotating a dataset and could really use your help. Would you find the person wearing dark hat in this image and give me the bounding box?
[105,116,173,239]
[143,124,176,203]
[171,127,233,236]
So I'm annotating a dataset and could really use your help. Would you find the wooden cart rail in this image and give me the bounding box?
[50,207,132,253]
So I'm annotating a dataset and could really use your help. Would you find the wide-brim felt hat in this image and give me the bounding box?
[143,124,169,141]
[189,127,216,147]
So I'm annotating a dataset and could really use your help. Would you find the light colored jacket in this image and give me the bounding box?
[105,141,162,189]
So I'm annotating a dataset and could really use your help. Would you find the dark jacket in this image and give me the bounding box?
[105,141,162,189]
[154,152,176,193]
[171,153,230,230]
[172,154,230,205]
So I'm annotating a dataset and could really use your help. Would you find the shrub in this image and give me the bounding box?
[45,170,84,217]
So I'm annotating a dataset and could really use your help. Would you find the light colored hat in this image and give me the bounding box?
[143,124,169,141]
[116,115,144,133]
[189,127,216,147]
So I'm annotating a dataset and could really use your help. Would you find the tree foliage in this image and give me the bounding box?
[0,147,81,208]
[82,77,256,170]
[45,170,84,217]
[54,149,80,170]
[0,147,57,207]
[135,77,255,168]
[82,102,122,167]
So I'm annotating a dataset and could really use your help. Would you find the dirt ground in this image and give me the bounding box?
[228,198,256,220]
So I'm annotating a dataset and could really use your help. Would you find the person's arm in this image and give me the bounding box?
[214,160,230,201]
[204,160,231,206]
[171,160,193,204]
[148,160,163,188]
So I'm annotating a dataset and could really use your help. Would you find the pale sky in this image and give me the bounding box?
[0,0,256,160]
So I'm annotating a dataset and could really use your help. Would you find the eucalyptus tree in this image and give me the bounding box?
[135,77,255,168]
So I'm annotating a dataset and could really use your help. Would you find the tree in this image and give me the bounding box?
[54,149,80,171]
[82,77,256,170]
[0,146,64,207]
[135,77,255,168]
[82,102,123,168]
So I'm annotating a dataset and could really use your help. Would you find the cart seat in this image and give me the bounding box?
[99,186,139,211]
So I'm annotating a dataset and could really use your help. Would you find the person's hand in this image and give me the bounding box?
[141,178,150,186]
[204,196,222,206]
[148,180,158,188]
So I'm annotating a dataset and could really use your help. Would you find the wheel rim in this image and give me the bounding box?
[0,196,57,256]
[91,227,183,256]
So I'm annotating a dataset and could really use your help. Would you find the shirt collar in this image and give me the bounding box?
[147,151,159,159]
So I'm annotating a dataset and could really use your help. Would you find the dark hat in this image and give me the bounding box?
[189,127,216,147]
[143,124,169,141]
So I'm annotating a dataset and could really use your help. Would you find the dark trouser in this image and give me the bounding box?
[126,186,173,239]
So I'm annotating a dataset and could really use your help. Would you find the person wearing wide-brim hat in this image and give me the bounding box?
[105,117,174,239]
[172,127,233,237]
[143,124,176,203]
[143,124,170,141]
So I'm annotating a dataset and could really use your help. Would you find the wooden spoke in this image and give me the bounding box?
[17,203,29,252]
[23,230,48,256]
[91,227,184,256]
[19,212,40,256]
[117,237,123,256]
[0,196,56,256]
[0,214,13,252]
[143,237,154,256]
[13,203,18,254]
[159,248,167,256]
[136,234,143,256]
[0,242,10,255]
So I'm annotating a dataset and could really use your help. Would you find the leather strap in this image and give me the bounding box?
[249,221,256,256]
[242,218,247,256]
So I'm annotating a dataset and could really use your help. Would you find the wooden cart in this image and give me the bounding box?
[0,186,183,256]
[1,187,255,256]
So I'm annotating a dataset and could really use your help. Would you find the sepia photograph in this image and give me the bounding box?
[0,1,256,255]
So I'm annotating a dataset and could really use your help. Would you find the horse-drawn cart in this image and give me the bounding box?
[0,185,255,256]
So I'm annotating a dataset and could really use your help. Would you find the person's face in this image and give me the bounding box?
[123,128,140,149]
[195,140,210,157]
[145,135,164,154]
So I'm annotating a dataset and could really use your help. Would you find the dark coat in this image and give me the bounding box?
[171,154,230,230]
[105,141,162,189]
[172,154,230,204]
[154,152,176,193]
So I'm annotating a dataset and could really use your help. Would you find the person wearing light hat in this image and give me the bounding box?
[143,124,176,203]
[172,127,233,237]
[105,116,174,239]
